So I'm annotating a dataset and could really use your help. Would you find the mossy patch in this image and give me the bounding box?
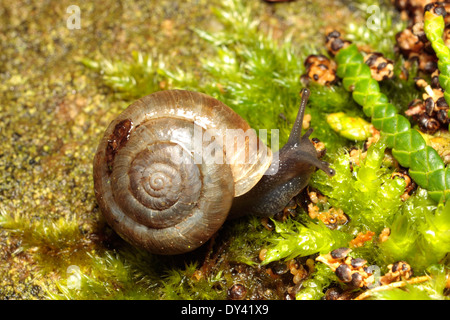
[1,0,448,300]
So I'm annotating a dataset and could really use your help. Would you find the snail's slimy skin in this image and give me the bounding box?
[230,89,335,218]
[93,89,334,255]
[230,131,335,217]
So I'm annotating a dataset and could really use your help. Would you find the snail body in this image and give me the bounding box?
[229,89,335,218]
[93,89,334,255]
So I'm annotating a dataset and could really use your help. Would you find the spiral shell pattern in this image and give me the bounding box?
[93,90,272,254]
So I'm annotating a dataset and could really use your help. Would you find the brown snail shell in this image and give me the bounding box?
[93,90,272,255]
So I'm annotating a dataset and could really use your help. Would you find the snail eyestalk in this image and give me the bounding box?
[287,88,311,145]
[230,87,335,218]
[287,88,335,177]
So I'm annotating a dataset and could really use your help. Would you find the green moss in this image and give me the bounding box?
[83,0,348,148]
[295,262,337,300]
[161,263,227,300]
[2,0,449,300]
[378,210,418,265]
[311,140,406,233]
[307,84,361,153]
[326,112,373,141]
[68,0,449,299]
[224,216,274,266]
[372,264,449,300]
[0,208,92,275]
[191,1,308,145]
[261,218,351,265]
[380,57,420,114]
[80,52,166,100]
[0,209,82,248]
[50,250,157,299]
[344,0,406,59]
[379,190,450,272]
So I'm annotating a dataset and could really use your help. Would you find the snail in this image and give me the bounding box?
[93,89,335,255]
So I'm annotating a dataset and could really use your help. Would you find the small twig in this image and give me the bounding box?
[354,275,431,300]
